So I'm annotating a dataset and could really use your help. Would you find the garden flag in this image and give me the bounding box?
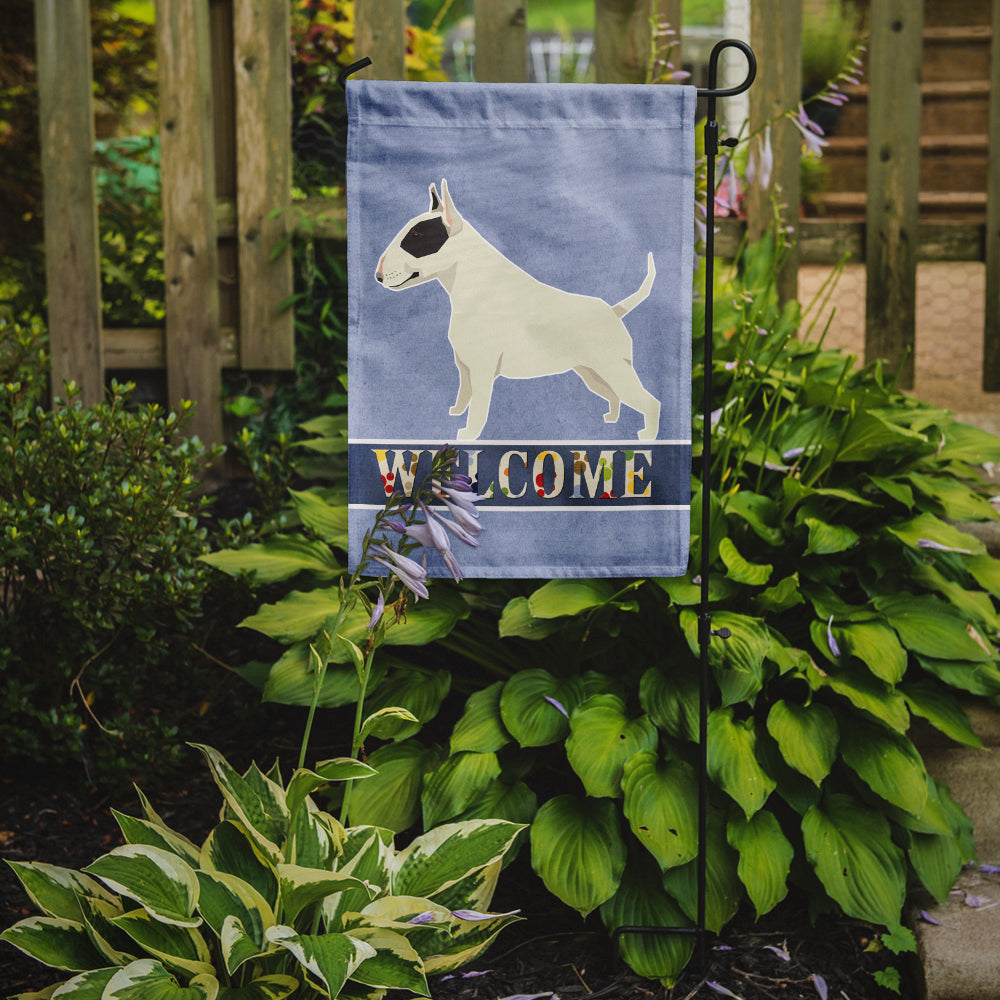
[346,79,696,578]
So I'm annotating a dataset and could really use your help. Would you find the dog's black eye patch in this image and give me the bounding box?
[400,217,449,258]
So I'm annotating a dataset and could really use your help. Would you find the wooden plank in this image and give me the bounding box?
[473,0,527,82]
[354,0,406,81]
[233,0,294,369]
[102,328,238,369]
[747,0,802,304]
[594,0,652,84]
[864,0,923,389]
[157,0,223,444]
[984,0,1000,389]
[34,0,104,404]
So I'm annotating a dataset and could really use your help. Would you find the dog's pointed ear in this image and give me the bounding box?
[440,178,464,235]
[428,183,442,213]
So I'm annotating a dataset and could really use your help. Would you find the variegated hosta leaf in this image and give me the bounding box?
[661,810,742,934]
[214,974,299,1000]
[765,700,838,786]
[288,802,343,870]
[4,862,118,922]
[391,820,524,901]
[47,966,118,997]
[706,707,776,818]
[567,695,658,799]
[599,853,694,987]
[110,908,215,978]
[0,916,107,971]
[200,822,278,910]
[838,718,929,817]
[285,760,376,824]
[802,793,906,926]
[83,846,200,928]
[347,740,443,832]
[621,751,699,871]
[323,829,393,931]
[424,859,501,915]
[219,915,271,980]
[190,745,287,863]
[727,810,793,918]
[421,751,501,829]
[421,907,522,975]
[450,681,511,754]
[102,958,218,999]
[265,925,375,998]
[77,894,136,966]
[112,810,202,868]
[345,926,429,995]
[499,669,585,747]
[195,871,274,973]
[276,864,375,925]
[529,795,626,917]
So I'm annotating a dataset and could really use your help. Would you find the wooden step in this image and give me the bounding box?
[822,134,989,193]
[813,190,987,222]
[922,25,992,83]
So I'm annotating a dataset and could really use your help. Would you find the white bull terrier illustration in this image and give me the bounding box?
[376,179,661,441]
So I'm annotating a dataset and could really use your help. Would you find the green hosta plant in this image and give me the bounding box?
[1,743,523,999]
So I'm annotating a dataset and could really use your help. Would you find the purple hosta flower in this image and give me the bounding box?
[746,124,774,190]
[812,974,828,1000]
[432,481,483,521]
[706,983,742,999]
[441,970,493,982]
[429,502,480,548]
[827,615,841,657]
[544,695,569,718]
[407,911,438,925]
[782,446,806,461]
[715,156,742,215]
[416,501,463,581]
[451,908,521,921]
[919,909,958,929]
[917,538,973,555]
[371,543,429,600]
[496,994,557,1000]
[979,864,1000,874]
[792,104,829,156]
[367,590,385,631]
[763,944,791,962]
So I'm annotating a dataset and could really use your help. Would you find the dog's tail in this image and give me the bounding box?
[612,252,655,319]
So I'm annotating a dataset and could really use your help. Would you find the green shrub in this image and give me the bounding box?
[1,743,524,997]
[0,317,220,783]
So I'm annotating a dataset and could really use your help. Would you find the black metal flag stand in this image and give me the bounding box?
[340,37,758,974]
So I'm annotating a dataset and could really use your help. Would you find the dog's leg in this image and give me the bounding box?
[456,366,498,440]
[599,358,661,440]
[574,365,622,423]
[450,355,472,416]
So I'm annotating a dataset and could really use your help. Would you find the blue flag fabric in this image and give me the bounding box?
[347,80,696,578]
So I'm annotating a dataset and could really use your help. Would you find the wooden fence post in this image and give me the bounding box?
[983,0,1000,390]
[354,0,407,80]
[746,0,801,305]
[865,0,923,389]
[474,0,527,83]
[233,0,294,369]
[157,0,223,445]
[34,0,104,405]
[594,0,653,84]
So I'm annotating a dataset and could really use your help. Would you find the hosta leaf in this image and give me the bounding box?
[285,760,376,822]
[885,512,985,556]
[680,610,770,706]
[347,740,442,832]
[111,909,214,978]
[874,593,995,662]
[566,695,658,798]
[655,572,737,606]
[755,573,804,614]
[322,830,393,931]
[724,490,784,545]
[360,706,421,742]
[916,655,1000,697]
[499,670,585,747]
[46,967,117,998]
[935,421,1000,464]
[453,779,538,827]
[901,680,982,748]
[530,795,626,917]
[76,895,136,966]
[906,472,998,522]
[497,596,564,639]
[639,663,699,742]
[838,718,929,816]
[803,517,859,556]
[660,810,741,933]
[621,751,699,870]
[834,621,907,684]
[421,751,502,828]
[288,488,349,547]
[260,643,387,709]
[802,793,906,926]
[83,846,200,928]
[727,811,793,917]
[0,917,107,971]
[346,926,428,994]
[910,562,1000,633]
[808,661,909,732]
[765,700,837,786]
[966,553,1000,597]
[450,682,511,754]
[195,871,273,973]
[599,853,694,987]
[265,926,375,998]
[526,579,615,618]
[103,959,218,1000]
[423,907,522,974]
[276,865,374,925]
[909,830,965,905]
[393,820,524,900]
[835,410,927,463]
[362,666,451,740]
[707,708,775,818]
[111,813,201,868]
[199,822,278,910]
[718,537,772,586]
[215,975,299,1000]
[200,535,341,584]
[5,862,117,923]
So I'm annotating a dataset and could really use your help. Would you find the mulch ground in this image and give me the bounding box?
[1,740,913,1000]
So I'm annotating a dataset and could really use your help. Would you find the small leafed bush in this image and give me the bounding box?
[0,317,218,782]
[1,743,523,998]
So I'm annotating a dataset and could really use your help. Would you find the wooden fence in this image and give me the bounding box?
[33,0,1000,445]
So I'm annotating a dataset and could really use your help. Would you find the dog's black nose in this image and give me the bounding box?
[376,272,383,283]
